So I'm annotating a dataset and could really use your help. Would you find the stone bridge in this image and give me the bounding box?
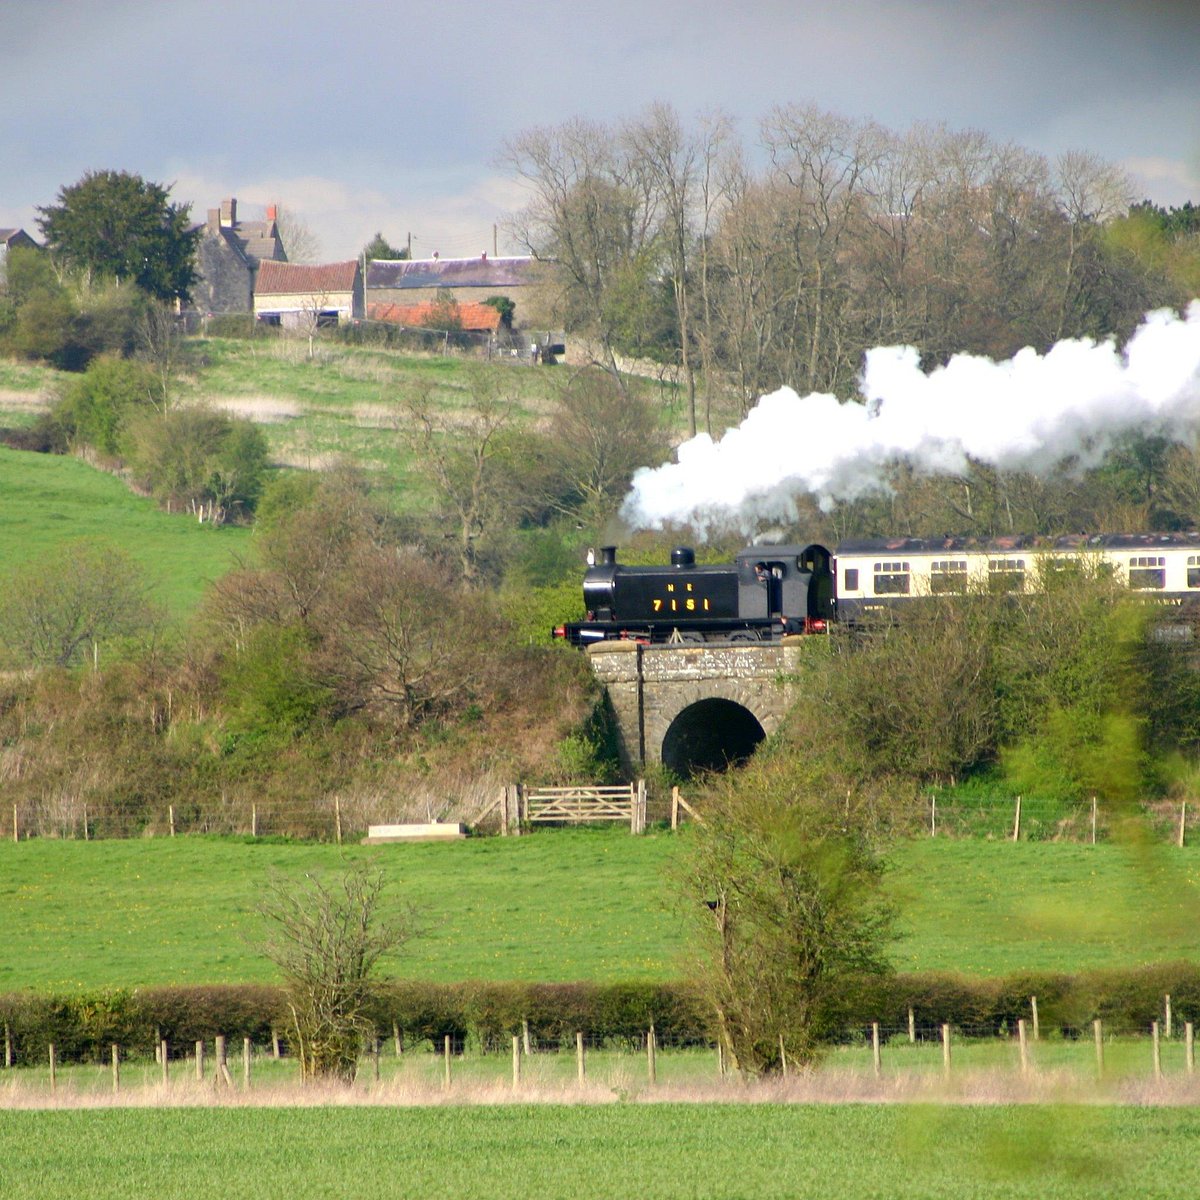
[586,638,816,776]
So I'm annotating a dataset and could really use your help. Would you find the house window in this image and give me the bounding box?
[873,561,910,595]
[988,558,1026,592]
[930,559,968,594]
[843,568,859,592]
[1129,555,1166,590]
[1188,556,1200,588]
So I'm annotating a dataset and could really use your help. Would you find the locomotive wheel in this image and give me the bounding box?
[728,631,760,643]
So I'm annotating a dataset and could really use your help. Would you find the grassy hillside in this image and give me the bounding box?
[1,831,1198,992]
[0,445,250,618]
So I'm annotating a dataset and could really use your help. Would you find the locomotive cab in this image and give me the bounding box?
[734,544,834,628]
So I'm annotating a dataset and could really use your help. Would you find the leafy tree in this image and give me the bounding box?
[123,406,269,522]
[361,232,409,261]
[37,170,201,302]
[481,295,515,328]
[681,763,894,1074]
[0,543,158,669]
[54,356,156,455]
[258,863,419,1082]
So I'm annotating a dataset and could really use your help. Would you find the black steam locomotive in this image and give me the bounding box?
[553,544,836,646]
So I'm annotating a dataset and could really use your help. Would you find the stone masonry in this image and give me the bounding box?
[586,638,813,771]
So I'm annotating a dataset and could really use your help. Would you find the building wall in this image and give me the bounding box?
[193,236,254,313]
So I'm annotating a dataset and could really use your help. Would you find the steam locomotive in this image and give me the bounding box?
[552,533,1200,647]
[553,543,836,646]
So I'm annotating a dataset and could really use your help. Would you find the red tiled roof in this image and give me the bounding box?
[369,301,503,332]
[256,259,358,295]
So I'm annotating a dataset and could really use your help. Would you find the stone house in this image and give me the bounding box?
[0,228,40,286]
[253,259,363,327]
[192,198,287,314]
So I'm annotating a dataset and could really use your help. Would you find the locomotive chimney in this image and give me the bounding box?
[671,546,696,568]
[600,546,617,565]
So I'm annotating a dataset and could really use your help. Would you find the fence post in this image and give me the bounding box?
[161,1039,169,1085]
[1030,995,1040,1041]
[111,1044,120,1093]
[908,1007,916,1044]
[169,804,176,838]
[272,1029,281,1060]
[393,1022,402,1058]
[443,1035,451,1090]
[576,1031,585,1082]
[871,1022,881,1077]
[499,786,509,837]
[779,1033,788,1079]
[12,804,17,844]
[1166,994,1173,1040]
[1180,804,1187,849]
[245,1038,253,1089]
[1153,1020,1163,1080]
[83,802,89,841]
[512,1035,521,1090]
[647,1024,656,1085]
[1018,1019,1029,1075]
[671,786,680,831]
[1187,1022,1195,1074]
[216,1035,232,1087]
[1091,796,1097,845]
[1094,1018,1104,1077]
[371,1037,380,1083]
[49,1043,56,1094]
[4,1021,11,1068]
[1012,795,1022,842]
[522,1018,531,1056]
[251,803,258,839]
[717,1040,726,1077]
[334,796,343,846]
[196,1040,204,1080]
[930,795,936,837]
[941,1024,951,1076]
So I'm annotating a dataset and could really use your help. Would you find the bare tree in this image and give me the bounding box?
[501,118,659,394]
[400,374,519,583]
[259,862,419,1082]
[0,543,158,669]
[274,205,321,265]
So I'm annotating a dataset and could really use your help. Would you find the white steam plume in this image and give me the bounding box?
[622,303,1200,533]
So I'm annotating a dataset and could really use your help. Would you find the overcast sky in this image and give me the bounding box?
[2,0,1198,262]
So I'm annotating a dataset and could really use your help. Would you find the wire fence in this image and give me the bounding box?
[6,790,1200,847]
[3,1019,1196,1101]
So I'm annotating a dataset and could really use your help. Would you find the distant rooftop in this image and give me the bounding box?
[366,255,539,290]
[256,260,359,295]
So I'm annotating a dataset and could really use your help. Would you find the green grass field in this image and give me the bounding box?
[0,446,249,618]
[1,830,1197,991]
[0,1104,1195,1199]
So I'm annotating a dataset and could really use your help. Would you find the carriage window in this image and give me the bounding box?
[843,568,859,592]
[873,561,910,595]
[930,559,968,594]
[1129,555,1166,590]
[1188,556,1200,588]
[988,558,1026,592]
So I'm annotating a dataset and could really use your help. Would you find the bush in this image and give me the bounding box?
[53,356,156,455]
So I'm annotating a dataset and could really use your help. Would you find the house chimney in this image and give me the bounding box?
[481,251,487,261]
[266,204,278,222]
[207,208,220,234]
[220,198,237,227]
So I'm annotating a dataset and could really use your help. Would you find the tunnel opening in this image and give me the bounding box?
[660,698,767,778]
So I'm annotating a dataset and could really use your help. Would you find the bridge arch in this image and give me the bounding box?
[660,697,766,777]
